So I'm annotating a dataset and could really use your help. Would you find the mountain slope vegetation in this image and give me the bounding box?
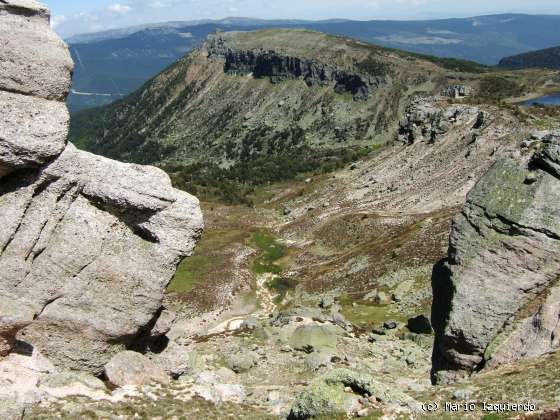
[66,14,560,112]
[71,29,498,201]
[499,45,560,69]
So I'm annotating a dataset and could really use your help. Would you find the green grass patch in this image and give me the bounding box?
[167,255,214,293]
[251,231,285,275]
[337,293,407,330]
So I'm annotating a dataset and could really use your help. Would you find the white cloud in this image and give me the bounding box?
[50,15,67,29]
[107,4,132,13]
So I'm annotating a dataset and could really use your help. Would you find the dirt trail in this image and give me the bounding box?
[207,272,279,334]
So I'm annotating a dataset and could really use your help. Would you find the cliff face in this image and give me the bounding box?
[432,133,560,384]
[208,34,387,100]
[70,28,472,202]
[0,0,203,373]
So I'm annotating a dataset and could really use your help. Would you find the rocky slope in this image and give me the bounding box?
[0,0,203,379]
[4,4,560,418]
[70,29,507,202]
[499,45,560,70]
[432,132,560,384]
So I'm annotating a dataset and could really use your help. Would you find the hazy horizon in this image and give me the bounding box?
[44,0,560,38]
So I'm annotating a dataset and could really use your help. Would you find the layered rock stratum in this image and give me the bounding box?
[432,132,560,383]
[0,0,203,373]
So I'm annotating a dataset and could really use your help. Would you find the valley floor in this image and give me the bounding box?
[28,98,560,419]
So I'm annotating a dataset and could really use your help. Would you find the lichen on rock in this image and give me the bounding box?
[431,136,560,384]
[0,0,203,374]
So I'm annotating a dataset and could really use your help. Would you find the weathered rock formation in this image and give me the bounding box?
[0,0,203,374]
[432,133,560,384]
[440,85,472,98]
[208,34,387,100]
[398,97,482,144]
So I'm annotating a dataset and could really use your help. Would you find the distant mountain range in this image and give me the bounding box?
[499,45,560,69]
[66,14,560,113]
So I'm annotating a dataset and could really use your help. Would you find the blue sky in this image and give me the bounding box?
[44,0,560,37]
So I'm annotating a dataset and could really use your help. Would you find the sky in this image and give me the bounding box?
[44,0,560,38]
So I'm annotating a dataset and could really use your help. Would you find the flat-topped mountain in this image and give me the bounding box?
[65,14,560,112]
[71,28,494,201]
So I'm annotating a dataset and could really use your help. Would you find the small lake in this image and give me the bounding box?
[521,93,560,107]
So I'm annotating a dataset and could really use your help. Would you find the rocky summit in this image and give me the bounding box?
[2,1,560,419]
[0,0,203,380]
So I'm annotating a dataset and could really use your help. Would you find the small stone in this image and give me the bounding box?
[524,172,538,184]
[104,351,170,387]
[304,352,331,371]
[406,315,433,334]
[452,388,474,401]
[331,355,343,363]
[371,328,386,336]
[357,408,370,417]
[344,386,353,393]
[383,321,398,330]
[241,317,261,331]
[226,349,258,373]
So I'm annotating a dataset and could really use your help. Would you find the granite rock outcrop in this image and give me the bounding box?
[0,0,203,374]
[432,133,560,383]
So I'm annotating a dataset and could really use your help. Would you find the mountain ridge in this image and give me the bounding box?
[66,13,560,112]
[499,45,560,69]
[70,28,554,204]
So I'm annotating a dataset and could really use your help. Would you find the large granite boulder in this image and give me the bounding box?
[432,135,560,384]
[0,0,203,374]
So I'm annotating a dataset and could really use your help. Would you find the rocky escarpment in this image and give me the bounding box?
[440,85,472,98]
[208,33,388,100]
[398,97,488,144]
[432,132,560,384]
[0,0,203,373]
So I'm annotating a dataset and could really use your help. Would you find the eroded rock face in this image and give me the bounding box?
[440,85,472,98]
[432,135,560,384]
[208,34,387,100]
[398,97,481,144]
[0,0,73,178]
[0,0,203,374]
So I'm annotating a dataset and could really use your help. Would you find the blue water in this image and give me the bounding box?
[522,93,560,107]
